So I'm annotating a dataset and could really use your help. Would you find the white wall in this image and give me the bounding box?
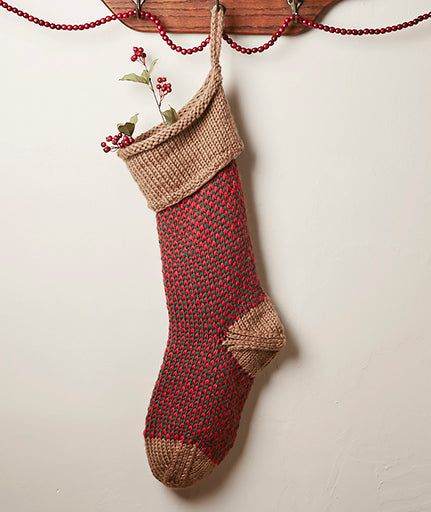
[1,1,431,510]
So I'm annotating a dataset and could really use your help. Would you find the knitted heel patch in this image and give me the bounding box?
[223,297,286,376]
[145,438,216,488]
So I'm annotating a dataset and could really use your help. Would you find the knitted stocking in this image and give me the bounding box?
[119,7,286,488]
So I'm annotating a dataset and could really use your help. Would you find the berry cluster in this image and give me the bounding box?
[131,46,146,63]
[156,76,172,100]
[101,133,135,153]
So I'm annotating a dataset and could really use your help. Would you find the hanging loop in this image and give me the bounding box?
[287,0,303,17]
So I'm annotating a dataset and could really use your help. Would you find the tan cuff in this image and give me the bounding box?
[117,71,244,212]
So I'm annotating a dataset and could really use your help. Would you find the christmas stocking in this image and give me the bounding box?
[119,6,286,488]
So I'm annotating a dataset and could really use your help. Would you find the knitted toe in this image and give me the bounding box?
[145,438,216,488]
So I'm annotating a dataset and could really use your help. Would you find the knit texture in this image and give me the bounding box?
[118,7,243,212]
[118,6,286,487]
[144,162,286,487]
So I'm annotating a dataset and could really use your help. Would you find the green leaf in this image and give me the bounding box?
[140,70,150,84]
[117,122,136,137]
[120,73,149,84]
[129,113,139,125]
[148,59,158,75]
[117,114,138,136]
[162,106,179,125]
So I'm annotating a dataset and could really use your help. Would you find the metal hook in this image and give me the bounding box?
[214,0,226,13]
[287,0,303,17]
[134,0,145,19]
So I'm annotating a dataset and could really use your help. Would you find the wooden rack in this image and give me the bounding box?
[101,0,342,35]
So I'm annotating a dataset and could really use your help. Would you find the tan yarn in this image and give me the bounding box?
[118,6,243,212]
[145,438,216,488]
[145,298,286,488]
[118,7,287,489]
[223,297,286,376]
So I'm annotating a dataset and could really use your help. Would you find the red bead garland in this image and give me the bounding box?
[223,15,294,54]
[0,0,430,55]
[297,12,431,37]
[0,0,136,30]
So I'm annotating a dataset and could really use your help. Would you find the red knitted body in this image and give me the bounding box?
[144,161,266,464]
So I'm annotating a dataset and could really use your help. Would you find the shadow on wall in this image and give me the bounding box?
[172,85,301,500]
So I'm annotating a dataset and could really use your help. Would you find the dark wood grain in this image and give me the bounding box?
[101,0,342,35]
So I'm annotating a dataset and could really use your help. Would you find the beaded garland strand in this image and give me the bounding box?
[1,0,430,56]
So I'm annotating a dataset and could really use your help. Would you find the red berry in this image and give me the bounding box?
[131,55,137,61]
[106,136,113,142]
[103,147,111,153]
[101,142,107,147]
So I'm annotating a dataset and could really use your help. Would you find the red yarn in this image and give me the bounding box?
[144,161,265,463]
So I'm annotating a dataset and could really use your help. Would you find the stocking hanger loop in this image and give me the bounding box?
[210,4,224,69]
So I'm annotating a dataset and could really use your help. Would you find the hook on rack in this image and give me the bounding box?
[214,0,226,13]
[134,0,145,19]
[287,0,303,17]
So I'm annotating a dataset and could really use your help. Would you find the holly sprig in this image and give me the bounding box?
[100,114,138,153]
[101,47,178,154]
[121,47,178,125]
